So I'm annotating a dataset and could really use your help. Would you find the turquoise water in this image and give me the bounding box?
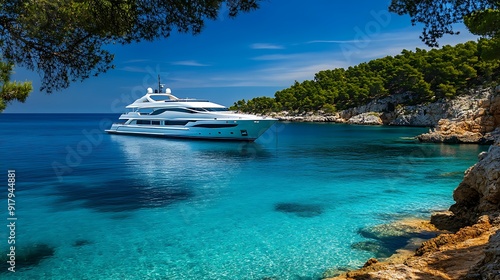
[0,114,487,279]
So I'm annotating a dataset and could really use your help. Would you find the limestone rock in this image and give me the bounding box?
[390,103,448,126]
[347,112,383,125]
[416,215,492,256]
[269,87,500,144]
[416,88,500,144]
[342,93,409,118]
[450,137,500,225]
[467,230,500,280]
[363,258,379,268]
[272,112,345,123]
[327,216,497,280]
[339,87,499,143]
[430,211,463,232]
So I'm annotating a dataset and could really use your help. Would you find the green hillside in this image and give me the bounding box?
[231,39,500,114]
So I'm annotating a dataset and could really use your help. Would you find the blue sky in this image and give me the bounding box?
[5,0,478,113]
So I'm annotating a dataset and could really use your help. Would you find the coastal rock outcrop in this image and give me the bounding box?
[337,88,499,128]
[342,87,500,142]
[417,118,485,143]
[416,89,500,144]
[271,111,343,123]
[327,215,500,280]
[269,87,500,141]
[340,93,413,121]
[347,112,383,125]
[445,136,500,227]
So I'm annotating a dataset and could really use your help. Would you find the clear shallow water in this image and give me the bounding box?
[0,114,487,279]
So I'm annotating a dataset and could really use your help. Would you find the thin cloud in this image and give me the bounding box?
[306,27,478,48]
[250,43,285,50]
[160,27,480,90]
[306,33,417,45]
[252,54,295,61]
[122,59,151,64]
[171,60,210,67]
[118,66,151,73]
[307,39,365,44]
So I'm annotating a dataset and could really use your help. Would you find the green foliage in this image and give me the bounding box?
[389,0,499,48]
[464,8,500,60]
[0,60,32,112]
[465,8,500,38]
[321,104,337,114]
[0,0,260,111]
[233,39,500,114]
[230,96,279,114]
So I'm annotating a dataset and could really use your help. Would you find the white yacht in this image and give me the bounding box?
[106,85,277,141]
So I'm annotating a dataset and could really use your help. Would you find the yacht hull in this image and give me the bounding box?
[106,119,277,141]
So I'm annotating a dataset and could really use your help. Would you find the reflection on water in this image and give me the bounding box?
[110,134,271,166]
[52,134,276,213]
[51,136,248,212]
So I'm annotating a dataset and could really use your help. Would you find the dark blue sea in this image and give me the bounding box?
[0,114,487,279]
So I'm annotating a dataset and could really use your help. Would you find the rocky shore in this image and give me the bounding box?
[324,134,500,280]
[269,87,500,144]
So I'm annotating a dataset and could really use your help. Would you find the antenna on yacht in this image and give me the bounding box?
[158,75,165,93]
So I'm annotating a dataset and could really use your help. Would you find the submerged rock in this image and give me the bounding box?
[55,179,194,212]
[351,241,393,258]
[73,239,92,247]
[274,202,324,217]
[0,243,55,272]
[353,220,439,258]
[322,267,351,279]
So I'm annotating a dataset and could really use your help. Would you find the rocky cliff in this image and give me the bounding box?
[272,87,500,144]
[436,135,500,228]
[417,88,500,144]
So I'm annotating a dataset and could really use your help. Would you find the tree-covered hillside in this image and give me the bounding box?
[231,39,500,114]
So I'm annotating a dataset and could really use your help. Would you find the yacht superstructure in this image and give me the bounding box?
[106,85,277,141]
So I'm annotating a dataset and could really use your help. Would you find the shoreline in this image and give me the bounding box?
[323,133,500,279]
[321,217,442,278]
[259,87,500,144]
[326,216,499,280]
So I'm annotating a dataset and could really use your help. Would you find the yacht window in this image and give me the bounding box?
[151,121,160,125]
[149,95,172,101]
[137,120,152,125]
[150,108,197,115]
[174,108,197,113]
[164,120,190,126]
[138,108,154,114]
[187,107,208,112]
[151,109,167,115]
[204,107,229,112]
